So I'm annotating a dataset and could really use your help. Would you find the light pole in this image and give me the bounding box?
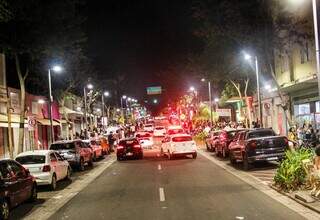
[201,78,213,125]
[244,53,263,127]
[102,91,109,129]
[84,83,93,130]
[48,65,62,144]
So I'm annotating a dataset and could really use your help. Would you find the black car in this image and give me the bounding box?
[0,159,37,219]
[116,138,143,160]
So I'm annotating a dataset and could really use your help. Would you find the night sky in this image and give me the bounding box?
[86,0,201,109]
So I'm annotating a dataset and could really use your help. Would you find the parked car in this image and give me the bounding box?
[153,126,166,137]
[205,130,221,152]
[215,129,245,158]
[161,134,197,159]
[228,128,288,170]
[0,159,37,220]
[144,124,154,133]
[83,139,103,161]
[50,140,93,171]
[16,150,71,190]
[135,132,154,149]
[167,125,184,135]
[116,138,143,160]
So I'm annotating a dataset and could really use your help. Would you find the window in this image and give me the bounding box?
[279,52,289,73]
[247,130,275,139]
[9,161,25,178]
[54,153,64,161]
[16,155,46,164]
[294,103,310,115]
[50,142,75,150]
[50,153,57,162]
[0,162,12,179]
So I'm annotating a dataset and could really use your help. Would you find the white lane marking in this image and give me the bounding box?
[158,164,162,170]
[159,187,165,202]
[236,217,244,220]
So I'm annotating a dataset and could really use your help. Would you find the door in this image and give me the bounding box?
[50,153,60,180]
[55,152,68,179]
[8,161,32,204]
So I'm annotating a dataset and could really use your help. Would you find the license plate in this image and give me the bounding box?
[267,157,277,161]
[126,152,133,156]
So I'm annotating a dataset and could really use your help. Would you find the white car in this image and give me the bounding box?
[161,134,197,159]
[16,150,71,190]
[153,126,166,137]
[139,137,154,149]
[144,124,154,132]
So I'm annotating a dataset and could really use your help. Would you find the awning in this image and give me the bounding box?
[59,106,83,115]
[37,119,60,126]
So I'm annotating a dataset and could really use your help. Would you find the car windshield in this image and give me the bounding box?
[16,155,46,164]
[247,130,275,139]
[155,127,164,130]
[227,131,238,139]
[119,139,139,146]
[50,143,75,150]
[172,136,192,142]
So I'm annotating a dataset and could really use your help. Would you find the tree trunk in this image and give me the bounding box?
[230,80,244,121]
[15,54,27,154]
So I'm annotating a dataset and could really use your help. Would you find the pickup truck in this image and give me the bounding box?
[228,128,288,170]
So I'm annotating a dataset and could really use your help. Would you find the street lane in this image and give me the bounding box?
[49,152,305,220]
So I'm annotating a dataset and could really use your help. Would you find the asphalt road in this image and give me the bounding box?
[48,149,305,220]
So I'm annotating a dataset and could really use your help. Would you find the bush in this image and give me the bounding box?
[274,148,314,191]
[194,131,208,141]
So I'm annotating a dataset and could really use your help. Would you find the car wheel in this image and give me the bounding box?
[0,198,10,220]
[65,167,72,180]
[192,152,197,159]
[79,158,85,171]
[93,153,97,162]
[28,183,37,202]
[229,152,236,165]
[243,153,252,171]
[222,148,227,158]
[50,174,57,190]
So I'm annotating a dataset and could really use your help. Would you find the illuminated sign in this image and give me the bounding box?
[147,86,162,95]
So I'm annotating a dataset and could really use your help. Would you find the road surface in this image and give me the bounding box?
[49,150,305,220]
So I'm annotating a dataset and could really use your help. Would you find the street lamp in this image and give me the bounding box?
[84,83,93,130]
[201,78,213,125]
[38,99,45,104]
[48,65,62,144]
[243,52,262,127]
[214,98,219,102]
[189,86,195,92]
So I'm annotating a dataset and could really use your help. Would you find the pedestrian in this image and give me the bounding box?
[108,131,116,152]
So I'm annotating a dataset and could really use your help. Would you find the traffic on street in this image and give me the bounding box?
[2,0,320,219]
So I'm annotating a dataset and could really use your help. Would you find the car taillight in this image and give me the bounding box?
[42,165,51,172]
[248,140,257,149]
[117,145,124,150]
[134,145,141,149]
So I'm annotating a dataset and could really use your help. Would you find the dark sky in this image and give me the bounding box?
[86,0,201,109]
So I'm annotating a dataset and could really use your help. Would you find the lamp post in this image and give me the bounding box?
[102,91,109,129]
[48,65,62,144]
[201,78,213,125]
[84,83,93,129]
[244,53,262,127]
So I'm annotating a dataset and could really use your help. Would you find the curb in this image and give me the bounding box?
[270,185,320,215]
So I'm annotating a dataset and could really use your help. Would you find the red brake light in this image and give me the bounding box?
[248,140,257,149]
[117,145,124,150]
[42,165,51,172]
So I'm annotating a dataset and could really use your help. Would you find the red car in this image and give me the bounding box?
[0,159,37,219]
[215,129,245,158]
[117,138,143,160]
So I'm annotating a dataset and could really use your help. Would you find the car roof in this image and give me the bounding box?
[16,150,54,157]
[52,139,81,144]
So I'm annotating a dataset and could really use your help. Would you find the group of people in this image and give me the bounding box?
[288,124,320,148]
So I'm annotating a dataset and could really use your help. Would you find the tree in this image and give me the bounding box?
[0,0,88,153]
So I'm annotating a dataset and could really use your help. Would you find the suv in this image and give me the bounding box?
[116,138,143,160]
[0,159,37,220]
[50,140,93,171]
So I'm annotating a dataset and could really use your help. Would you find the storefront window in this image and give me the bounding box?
[295,103,310,115]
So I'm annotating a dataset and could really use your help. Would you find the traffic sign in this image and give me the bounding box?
[28,116,36,131]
